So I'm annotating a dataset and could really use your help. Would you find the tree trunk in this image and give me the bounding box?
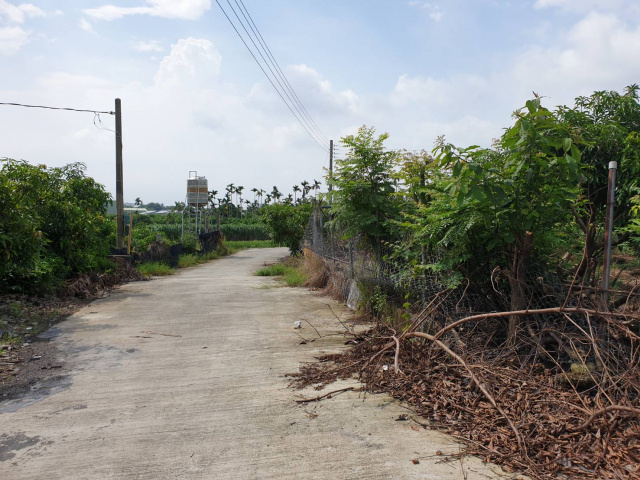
[507,232,534,346]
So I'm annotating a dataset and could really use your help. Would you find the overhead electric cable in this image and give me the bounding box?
[214,0,328,153]
[0,102,114,115]
[225,0,326,148]
[235,0,330,145]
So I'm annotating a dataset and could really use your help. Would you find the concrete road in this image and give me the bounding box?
[0,248,509,479]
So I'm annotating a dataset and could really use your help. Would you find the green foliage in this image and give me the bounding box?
[255,261,307,286]
[137,262,174,276]
[329,126,400,251]
[256,264,289,276]
[224,240,276,249]
[177,254,200,268]
[0,159,112,293]
[556,86,640,268]
[260,203,313,254]
[220,223,269,241]
[434,97,579,256]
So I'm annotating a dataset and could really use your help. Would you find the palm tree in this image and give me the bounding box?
[135,197,143,207]
[271,186,281,203]
[258,189,265,206]
[300,180,309,201]
[236,186,244,206]
[284,194,293,205]
[251,187,258,204]
[265,193,272,205]
[208,190,218,209]
[312,179,321,198]
[293,185,301,203]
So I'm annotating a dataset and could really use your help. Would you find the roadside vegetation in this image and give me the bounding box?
[291,86,640,479]
[255,258,308,287]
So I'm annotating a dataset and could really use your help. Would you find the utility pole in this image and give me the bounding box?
[115,98,124,250]
[329,139,333,194]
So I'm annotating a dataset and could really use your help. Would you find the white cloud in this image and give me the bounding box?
[79,18,96,34]
[534,0,622,11]
[408,1,444,21]
[134,40,163,53]
[0,1,45,24]
[154,37,220,87]
[0,25,28,54]
[85,0,210,21]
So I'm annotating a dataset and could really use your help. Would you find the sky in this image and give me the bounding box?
[1,0,640,205]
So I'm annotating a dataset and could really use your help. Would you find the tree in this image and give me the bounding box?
[135,197,143,207]
[329,125,400,259]
[433,97,580,344]
[271,186,282,203]
[312,179,322,198]
[0,160,112,293]
[556,86,640,279]
[301,180,310,201]
[260,203,313,254]
[293,185,301,203]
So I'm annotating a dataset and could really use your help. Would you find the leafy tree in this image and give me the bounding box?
[300,180,309,201]
[0,160,112,293]
[556,86,640,278]
[328,125,400,259]
[260,203,313,254]
[433,97,580,344]
[134,197,143,207]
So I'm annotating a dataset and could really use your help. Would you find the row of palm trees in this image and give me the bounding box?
[206,180,322,218]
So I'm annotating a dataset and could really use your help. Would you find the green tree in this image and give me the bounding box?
[433,97,580,344]
[260,203,313,254]
[556,86,640,278]
[0,160,112,293]
[328,125,400,259]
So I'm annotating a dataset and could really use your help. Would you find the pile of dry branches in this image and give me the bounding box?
[292,291,640,479]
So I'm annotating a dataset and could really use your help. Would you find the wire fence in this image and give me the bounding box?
[303,204,640,323]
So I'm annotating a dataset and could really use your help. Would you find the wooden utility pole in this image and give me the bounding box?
[115,98,124,250]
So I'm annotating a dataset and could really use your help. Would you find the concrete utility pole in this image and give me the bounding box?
[329,139,333,194]
[115,98,124,250]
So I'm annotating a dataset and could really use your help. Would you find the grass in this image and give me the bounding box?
[255,258,307,287]
[137,262,175,276]
[225,240,277,252]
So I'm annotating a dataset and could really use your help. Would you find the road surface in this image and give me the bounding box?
[0,248,509,479]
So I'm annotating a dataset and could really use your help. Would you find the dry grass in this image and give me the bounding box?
[301,248,329,289]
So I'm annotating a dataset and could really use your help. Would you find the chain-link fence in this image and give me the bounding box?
[303,204,640,323]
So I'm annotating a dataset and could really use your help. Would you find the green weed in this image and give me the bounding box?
[137,262,174,276]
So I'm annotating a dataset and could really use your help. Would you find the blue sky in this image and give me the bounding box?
[2,0,640,204]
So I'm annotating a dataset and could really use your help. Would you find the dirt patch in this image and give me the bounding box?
[1,259,145,403]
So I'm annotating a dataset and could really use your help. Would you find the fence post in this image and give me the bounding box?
[349,240,355,279]
[602,161,618,306]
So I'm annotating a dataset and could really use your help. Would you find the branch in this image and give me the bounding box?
[432,307,640,342]
[294,387,355,404]
[570,406,640,432]
[569,204,588,234]
[408,331,527,456]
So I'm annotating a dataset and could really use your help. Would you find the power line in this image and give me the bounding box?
[0,102,114,115]
[214,0,328,153]
[227,0,327,149]
[235,0,330,145]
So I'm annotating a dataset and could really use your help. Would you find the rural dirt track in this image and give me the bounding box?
[0,248,510,479]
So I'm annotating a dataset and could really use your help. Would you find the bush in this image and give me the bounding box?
[260,203,312,255]
[0,160,112,293]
